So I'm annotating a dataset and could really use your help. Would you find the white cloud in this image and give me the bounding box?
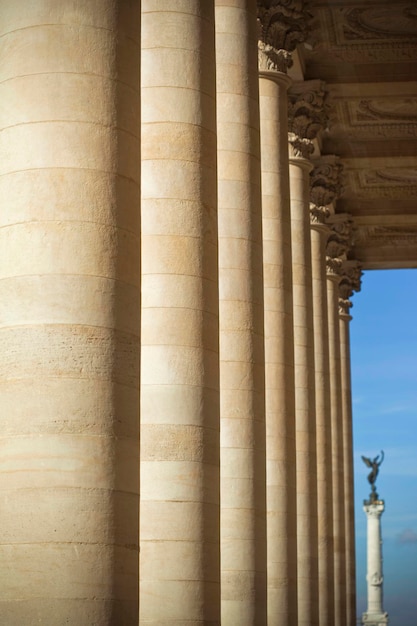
[397,528,417,545]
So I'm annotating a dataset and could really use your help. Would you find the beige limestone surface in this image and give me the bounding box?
[310,220,335,626]
[259,70,298,625]
[289,154,319,626]
[339,306,356,626]
[0,1,141,624]
[327,270,347,626]
[216,1,267,624]
[140,2,220,624]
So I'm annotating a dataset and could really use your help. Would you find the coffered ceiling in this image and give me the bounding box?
[297,1,417,269]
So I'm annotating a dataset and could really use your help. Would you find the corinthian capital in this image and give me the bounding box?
[326,255,343,280]
[310,156,344,209]
[310,203,330,227]
[288,80,329,158]
[338,258,362,316]
[257,0,312,73]
[326,212,355,252]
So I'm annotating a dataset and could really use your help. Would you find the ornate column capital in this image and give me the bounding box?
[310,156,344,208]
[326,212,355,259]
[257,0,312,74]
[288,80,329,158]
[338,260,363,317]
[326,255,343,282]
[310,156,344,235]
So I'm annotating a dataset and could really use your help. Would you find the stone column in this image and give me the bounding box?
[257,2,311,622]
[362,502,389,625]
[140,3,220,624]
[309,157,343,626]
[326,213,354,626]
[0,2,140,624]
[288,80,328,626]
[339,261,362,626]
[215,1,266,623]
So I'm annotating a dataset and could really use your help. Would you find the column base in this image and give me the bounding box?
[362,611,389,625]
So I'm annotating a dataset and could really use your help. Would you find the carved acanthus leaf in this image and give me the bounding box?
[288,80,330,142]
[338,260,362,310]
[327,212,355,247]
[288,132,314,158]
[258,41,293,73]
[310,157,344,207]
[257,1,312,63]
[339,297,353,316]
[326,255,343,278]
[309,203,330,226]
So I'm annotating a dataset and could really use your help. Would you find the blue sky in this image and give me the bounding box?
[351,269,417,625]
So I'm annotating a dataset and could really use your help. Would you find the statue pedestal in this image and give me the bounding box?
[361,500,389,626]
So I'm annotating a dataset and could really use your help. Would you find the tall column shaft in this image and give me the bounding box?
[216,1,266,623]
[140,3,220,624]
[364,503,385,617]
[289,155,319,626]
[259,70,297,625]
[327,270,347,626]
[340,309,356,626]
[311,222,334,626]
[0,2,141,624]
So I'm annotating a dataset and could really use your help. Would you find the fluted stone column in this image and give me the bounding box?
[326,213,355,626]
[339,261,362,626]
[309,178,333,626]
[0,2,141,624]
[326,254,345,626]
[309,158,343,626]
[288,80,328,626]
[257,2,311,621]
[215,1,266,623]
[140,3,220,624]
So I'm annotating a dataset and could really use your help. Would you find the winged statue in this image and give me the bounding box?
[362,450,384,486]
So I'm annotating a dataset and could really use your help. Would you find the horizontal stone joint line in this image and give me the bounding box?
[0,73,140,94]
[1,120,141,142]
[0,220,140,238]
[0,167,140,186]
[0,23,141,46]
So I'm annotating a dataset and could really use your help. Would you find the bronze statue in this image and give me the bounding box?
[362,451,384,501]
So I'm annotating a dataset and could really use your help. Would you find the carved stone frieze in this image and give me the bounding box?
[357,99,417,123]
[306,6,417,63]
[310,157,344,207]
[342,5,417,42]
[352,169,417,199]
[364,169,417,186]
[354,225,417,248]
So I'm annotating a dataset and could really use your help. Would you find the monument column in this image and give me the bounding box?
[288,80,329,626]
[326,213,354,626]
[140,3,220,624]
[309,157,343,626]
[257,2,311,623]
[361,454,389,626]
[0,2,140,624]
[339,261,362,626]
[215,1,266,623]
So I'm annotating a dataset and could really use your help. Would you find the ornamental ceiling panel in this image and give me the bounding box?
[299,0,417,269]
